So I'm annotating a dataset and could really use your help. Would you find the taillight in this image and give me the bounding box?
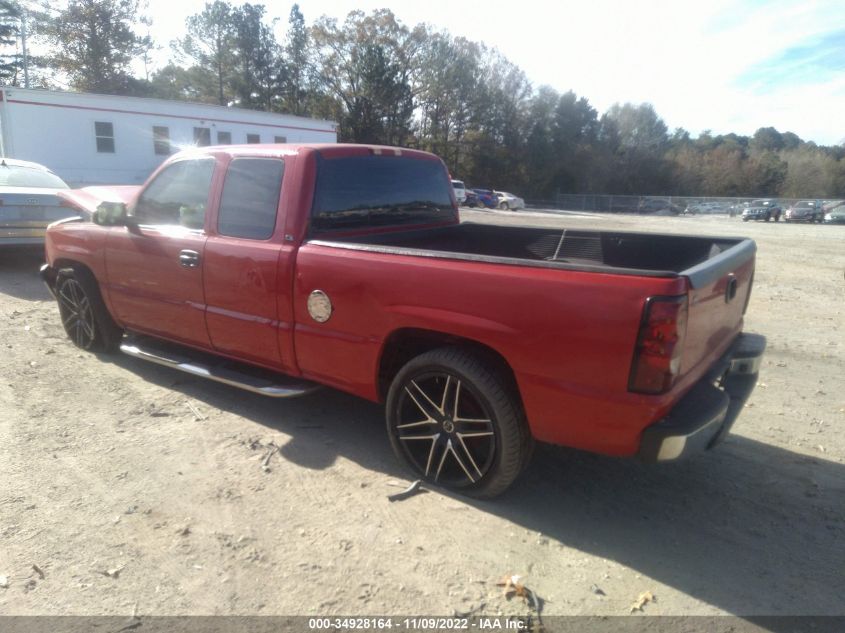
[628,295,688,394]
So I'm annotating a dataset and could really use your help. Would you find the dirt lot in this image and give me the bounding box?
[1,211,843,618]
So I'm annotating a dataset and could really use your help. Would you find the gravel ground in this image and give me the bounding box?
[1,210,843,619]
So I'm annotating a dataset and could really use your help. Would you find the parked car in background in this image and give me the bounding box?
[451,179,467,204]
[685,201,727,215]
[471,188,498,208]
[785,200,823,223]
[0,158,77,247]
[638,198,681,215]
[464,190,480,208]
[741,199,781,222]
[823,202,845,224]
[494,191,525,210]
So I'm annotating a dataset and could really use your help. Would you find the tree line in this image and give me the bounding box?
[1,0,844,200]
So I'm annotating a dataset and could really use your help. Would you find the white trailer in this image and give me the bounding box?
[0,87,337,186]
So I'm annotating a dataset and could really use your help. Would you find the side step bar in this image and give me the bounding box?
[120,335,320,398]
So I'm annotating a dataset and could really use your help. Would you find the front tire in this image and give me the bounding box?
[499,201,510,210]
[56,268,123,352]
[386,347,531,498]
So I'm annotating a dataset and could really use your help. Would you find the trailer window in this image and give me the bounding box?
[217,131,231,144]
[193,127,211,147]
[274,136,287,143]
[311,154,454,232]
[153,126,170,155]
[218,158,284,240]
[94,122,114,153]
[247,133,260,144]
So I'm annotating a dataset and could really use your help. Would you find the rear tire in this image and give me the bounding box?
[56,268,123,353]
[386,347,532,498]
[499,201,509,210]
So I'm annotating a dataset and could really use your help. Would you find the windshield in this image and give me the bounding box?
[311,154,455,232]
[0,165,69,189]
[795,201,813,208]
[451,180,465,188]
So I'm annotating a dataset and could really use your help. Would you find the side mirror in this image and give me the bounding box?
[93,201,128,226]
[93,202,142,234]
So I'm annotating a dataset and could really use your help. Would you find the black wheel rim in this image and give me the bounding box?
[57,279,96,349]
[393,371,497,488]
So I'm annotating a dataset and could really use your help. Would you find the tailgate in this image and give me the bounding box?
[679,239,756,385]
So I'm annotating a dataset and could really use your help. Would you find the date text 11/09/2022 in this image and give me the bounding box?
[308,617,531,630]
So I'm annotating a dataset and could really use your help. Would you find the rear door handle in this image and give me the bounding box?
[179,249,200,268]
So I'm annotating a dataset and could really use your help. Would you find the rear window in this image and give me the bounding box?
[311,154,454,232]
[0,165,68,189]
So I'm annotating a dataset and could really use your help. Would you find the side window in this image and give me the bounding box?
[95,122,115,153]
[133,159,215,229]
[153,126,170,155]
[217,158,284,240]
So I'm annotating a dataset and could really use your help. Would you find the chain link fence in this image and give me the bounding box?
[523,194,836,215]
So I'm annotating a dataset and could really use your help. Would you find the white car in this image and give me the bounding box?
[451,179,467,204]
[0,158,76,247]
[494,191,525,210]
[684,201,726,215]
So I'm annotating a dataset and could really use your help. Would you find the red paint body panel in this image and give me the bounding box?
[203,237,284,367]
[43,143,757,459]
[292,243,696,454]
[105,227,211,348]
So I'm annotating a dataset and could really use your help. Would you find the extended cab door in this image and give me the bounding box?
[202,155,292,370]
[104,157,217,348]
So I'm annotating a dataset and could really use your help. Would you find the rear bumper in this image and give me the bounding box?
[1,226,47,246]
[638,333,766,461]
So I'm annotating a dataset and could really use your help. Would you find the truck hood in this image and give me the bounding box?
[56,186,141,214]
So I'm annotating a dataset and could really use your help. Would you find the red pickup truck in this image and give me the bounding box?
[41,144,765,498]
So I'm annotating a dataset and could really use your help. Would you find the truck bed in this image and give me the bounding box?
[312,223,754,288]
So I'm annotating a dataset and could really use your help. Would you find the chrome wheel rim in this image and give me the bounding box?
[393,372,496,488]
[57,279,96,349]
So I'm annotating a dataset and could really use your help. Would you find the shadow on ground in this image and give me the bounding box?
[107,353,844,619]
[0,248,52,302]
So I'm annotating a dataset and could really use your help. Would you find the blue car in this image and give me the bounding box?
[471,188,498,208]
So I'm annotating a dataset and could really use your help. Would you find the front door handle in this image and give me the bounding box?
[179,249,200,268]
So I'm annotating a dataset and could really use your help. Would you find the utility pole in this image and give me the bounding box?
[20,5,29,88]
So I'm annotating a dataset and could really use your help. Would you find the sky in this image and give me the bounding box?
[136,0,845,145]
